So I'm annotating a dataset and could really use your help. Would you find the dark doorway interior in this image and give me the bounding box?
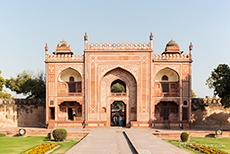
[68,108,74,120]
[182,107,188,120]
[50,107,55,120]
[161,107,169,120]
[111,101,126,127]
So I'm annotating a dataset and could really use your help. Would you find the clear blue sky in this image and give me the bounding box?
[0,0,229,98]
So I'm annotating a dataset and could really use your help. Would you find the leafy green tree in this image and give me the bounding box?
[0,91,11,99]
[191,90,196,98]
[0,70,5,92]
[111,101,125,111]
[0,70,11,98]
[5,71,45,99]
[206,64,230,108]
[111,83,125,93]
[111,80,126,93]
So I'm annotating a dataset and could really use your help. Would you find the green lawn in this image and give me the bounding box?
[167,137,230,154]
[0,136,80,154]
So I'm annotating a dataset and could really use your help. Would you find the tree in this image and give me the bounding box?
[0,70,5,92]
[206,64,230,108]
[0,70,11,99]
[0,91,11,99]
[5,71,45,99]
[111,80,126,93]
[111,83,125,93]
[191,90,196,98]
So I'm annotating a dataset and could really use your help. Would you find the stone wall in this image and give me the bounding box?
[0,99,46,127]
[0,98,229,129]
[191,98,230,129]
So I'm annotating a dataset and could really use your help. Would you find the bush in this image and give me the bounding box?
[52,129,67,141]
[180,132,189,142]
[0,133,5,137]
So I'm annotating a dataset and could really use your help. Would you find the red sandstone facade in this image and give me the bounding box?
[45,33,193,129]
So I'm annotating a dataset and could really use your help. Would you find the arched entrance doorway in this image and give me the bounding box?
[111,101,126,127]
[100,68,137,127]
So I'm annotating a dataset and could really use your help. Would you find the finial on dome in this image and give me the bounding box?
[150,32,153,41]
[45,43,48,52]
[84,32,88,41]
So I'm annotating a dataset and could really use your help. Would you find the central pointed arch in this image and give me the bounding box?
[99,67,137,127]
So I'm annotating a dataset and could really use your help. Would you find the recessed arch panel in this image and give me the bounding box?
[155,68,179,82]
[59,68,82,82]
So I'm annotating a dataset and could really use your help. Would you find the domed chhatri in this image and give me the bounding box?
[53,39,73,55]
[166,39,179,47]
[57,39,70,47]
[163,38,181,54]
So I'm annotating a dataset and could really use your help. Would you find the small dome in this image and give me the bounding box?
[57,39,70,47]
[166,39,178,47]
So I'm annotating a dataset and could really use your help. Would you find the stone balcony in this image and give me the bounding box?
[155,92,180,97]
[111,93,127,96]
[58,92,83,97]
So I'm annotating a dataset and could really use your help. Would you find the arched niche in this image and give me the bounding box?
[58,68,82,94]
[154,68,179,97]
[155,68,179,82]
[59,68,82,82]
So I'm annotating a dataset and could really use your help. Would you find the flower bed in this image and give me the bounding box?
[23,143,58,154]
[185,143,227,154]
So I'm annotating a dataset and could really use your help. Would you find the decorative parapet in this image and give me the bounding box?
[85,42,152,51]
[46,54,84,62]
[152,53,191,61]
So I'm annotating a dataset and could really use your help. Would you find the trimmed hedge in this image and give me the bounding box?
[52,129,67,141]
[180,132,189,142]
[0,133,5,137]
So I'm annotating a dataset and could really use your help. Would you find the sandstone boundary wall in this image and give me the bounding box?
[191,98,230,129]
[0,99,45,127]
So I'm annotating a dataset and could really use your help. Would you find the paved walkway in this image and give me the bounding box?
[65,128,189,154]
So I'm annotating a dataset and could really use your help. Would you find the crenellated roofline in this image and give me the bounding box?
[84,42,152,51]
[84,32,153,52]
[45,53,84,63]
[152,53,192,62]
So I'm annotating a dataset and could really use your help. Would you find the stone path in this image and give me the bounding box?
[125,129,189,154]
[65,128,189,154]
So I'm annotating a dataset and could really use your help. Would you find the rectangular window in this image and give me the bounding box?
[50,107,55,120]
[182,107,188,120]
[162,83,169,92]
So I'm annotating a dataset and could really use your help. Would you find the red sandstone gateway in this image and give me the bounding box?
[45,33,193,129]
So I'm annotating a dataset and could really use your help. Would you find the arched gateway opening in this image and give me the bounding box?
[100,68,137,127]
[111,101,126,126]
